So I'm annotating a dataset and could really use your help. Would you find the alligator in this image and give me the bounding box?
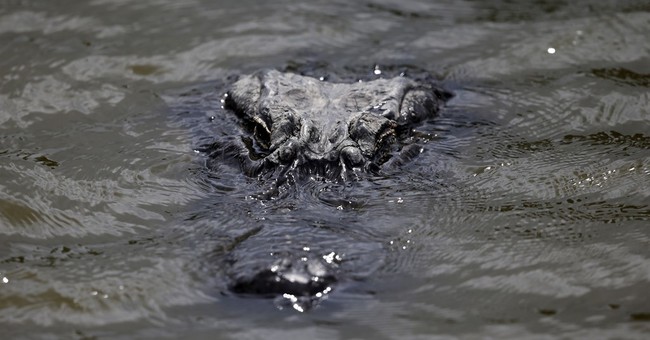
[196,68,451,310]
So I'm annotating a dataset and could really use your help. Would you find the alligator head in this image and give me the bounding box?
[208,69,450,309]
[224,70,449,177]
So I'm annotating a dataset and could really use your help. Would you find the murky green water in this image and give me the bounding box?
[1,0,649,338]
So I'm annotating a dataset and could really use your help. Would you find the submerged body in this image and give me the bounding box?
[211,69,451,306]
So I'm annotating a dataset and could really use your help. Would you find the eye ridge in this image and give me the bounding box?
[252,116,271,150]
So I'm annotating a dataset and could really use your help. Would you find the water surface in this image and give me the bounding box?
[1,0,649,338]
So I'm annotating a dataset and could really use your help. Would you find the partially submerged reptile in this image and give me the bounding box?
[199,68,451,309]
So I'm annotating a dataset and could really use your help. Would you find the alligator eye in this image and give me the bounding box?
[254,126,270,149]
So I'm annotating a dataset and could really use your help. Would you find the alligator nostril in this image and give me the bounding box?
[341,146,363,167]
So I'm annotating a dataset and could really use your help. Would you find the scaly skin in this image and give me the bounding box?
[224,70,449,177]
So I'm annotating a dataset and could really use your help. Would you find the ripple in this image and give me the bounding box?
[0,160,201,238]
[461,269,591,298]
[0,10,125,37]
[0,254,210,326]
[0,76,125,127]
[1,0,648,336]
[398,223,650,294]
[455,11,650,78]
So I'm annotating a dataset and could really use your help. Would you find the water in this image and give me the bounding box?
[1,0,649,338]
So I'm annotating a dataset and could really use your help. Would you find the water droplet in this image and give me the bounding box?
[293,303,304,313]
[547,47,556,54]
[283,293,297,303]
[323,252,336,264]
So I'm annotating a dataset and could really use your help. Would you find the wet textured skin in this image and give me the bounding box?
[217,69,450,306]
[224,70,450,178]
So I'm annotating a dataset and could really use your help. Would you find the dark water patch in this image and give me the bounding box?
[465,0,650,23]
[592,67,650,87]
[563,131,650,149]
[129,64,162,76]
[630,312,650,321]
[537,308,557,316]
[1,148,63,169]
[365,2,433,20]
[34,155,59,168]
[0,199,43,227]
